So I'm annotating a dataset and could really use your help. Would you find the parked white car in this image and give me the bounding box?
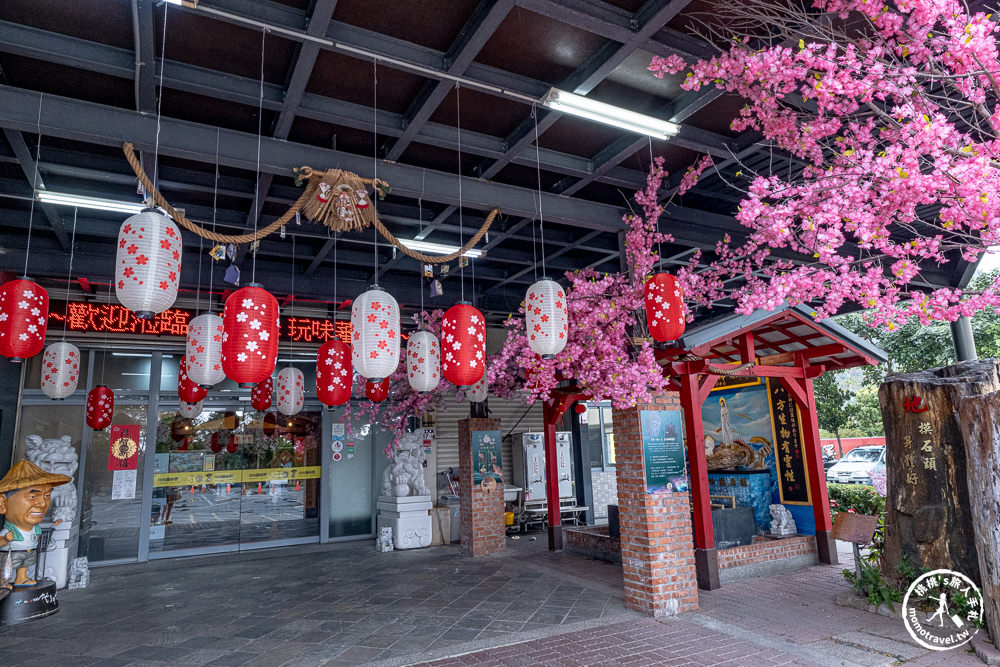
[826,445,885,485]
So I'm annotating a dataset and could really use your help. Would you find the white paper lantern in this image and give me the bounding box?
[115,209,182,319]
[185,313,225,386]
[178,400,202,418]
[525,278,568,358]
[406,330,440,393]
[468,371,488,403]
[351,286,399,381]
[40,341,81,400]
[277,366,304,416]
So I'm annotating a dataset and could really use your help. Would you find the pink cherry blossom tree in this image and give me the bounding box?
[650,0,1000,329]
[488,160,677,408]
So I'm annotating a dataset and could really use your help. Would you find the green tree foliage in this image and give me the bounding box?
[814,269,1000,439]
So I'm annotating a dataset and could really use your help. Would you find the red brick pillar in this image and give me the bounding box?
[613,395,699,616]
[458,417,505,557]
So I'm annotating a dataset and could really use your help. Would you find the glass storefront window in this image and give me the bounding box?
[81,402,149,562]
[148,407,321,555]
[91,351,154,391]
[585,402,616,468]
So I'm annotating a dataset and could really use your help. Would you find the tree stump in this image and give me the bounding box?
[878,360,999,589]
[958,387,1000,640]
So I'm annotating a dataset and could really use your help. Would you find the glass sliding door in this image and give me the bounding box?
[328,413,377,539]
[148,405,322,556]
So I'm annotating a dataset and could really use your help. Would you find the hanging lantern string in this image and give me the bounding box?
[332,231,338,329]
[372,57,379,281]
[418,182,425,316]
[251,27,267,284]
[649,136,662,272]
[209,128,220,310]
[152,2,168,198]
[61,207,79,340]
[456,82,464,303]
[23,95,43,277]
[533,103,546,277]
[288,235,295,361]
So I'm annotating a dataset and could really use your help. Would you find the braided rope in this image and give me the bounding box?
[122,142,498,263]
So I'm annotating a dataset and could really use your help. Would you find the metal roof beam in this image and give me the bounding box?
[0,86,625,230]
[131,0,157,114]
[385,0,515,162]
[0,22,650,190]
[1,129,70,251]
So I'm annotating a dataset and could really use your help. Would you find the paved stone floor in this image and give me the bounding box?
[0,537,988,666]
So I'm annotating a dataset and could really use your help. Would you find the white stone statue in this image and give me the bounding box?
[769,504,797,536]
[380,432,431,498]
[24,434,80,588]
[67,557,90,589]
[25,435,78,524]
[376,527,394,553]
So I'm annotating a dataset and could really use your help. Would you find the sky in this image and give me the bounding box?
[975,249,1000,276]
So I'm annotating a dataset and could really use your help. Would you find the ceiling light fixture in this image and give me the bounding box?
[36,191,145,215]
[398,239,483,258]
[540,88,680,139]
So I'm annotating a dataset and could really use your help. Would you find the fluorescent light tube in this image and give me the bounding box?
[399,239,483,258]
[541,88,680,139]
[36,191,146,214]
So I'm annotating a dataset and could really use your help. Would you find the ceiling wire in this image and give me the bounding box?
[60,207,78,341]
[532,104,546,277]
[456,83,464,303]
[151,3,168,197]
[23,95,42,277]
[251,27,266,284]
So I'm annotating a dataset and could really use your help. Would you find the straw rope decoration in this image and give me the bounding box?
[122,142,497,263]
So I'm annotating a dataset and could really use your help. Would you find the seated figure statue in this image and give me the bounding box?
[0,460,72,588]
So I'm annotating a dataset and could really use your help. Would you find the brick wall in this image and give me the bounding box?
[565,524,621,563]
[591,468,619,519]
[717,535,817,569]
[613,394,699,617]
[458,417,505,557]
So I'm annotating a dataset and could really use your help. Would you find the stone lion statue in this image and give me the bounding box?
[25,434,78,524]
[380,432,431,498]
[769,503,796,536]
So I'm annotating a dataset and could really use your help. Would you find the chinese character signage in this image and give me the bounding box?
[640,409,687,493]
[49,300,351,342]
[768,380,811,504]
[471,430,502,483]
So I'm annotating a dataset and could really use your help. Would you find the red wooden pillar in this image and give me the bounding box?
[678,373,720,590]
[543,399,563,551]
[781,376,838,565]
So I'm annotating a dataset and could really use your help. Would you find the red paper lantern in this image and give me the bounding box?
[316,339,352,408]
[178,355,208,404]
[574,403,587,415]
[85,385,114,430]
[0,278,49,362]
[251,377,273,411]
[645,273,685,342]
[262,411,278,437]
[222,284,279,387]
[365,378,389,402]
[441,303,485,387]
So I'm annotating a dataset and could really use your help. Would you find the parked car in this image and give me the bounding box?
[826,445,885,485]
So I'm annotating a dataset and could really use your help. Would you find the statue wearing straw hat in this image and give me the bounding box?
[0,460,71,588]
